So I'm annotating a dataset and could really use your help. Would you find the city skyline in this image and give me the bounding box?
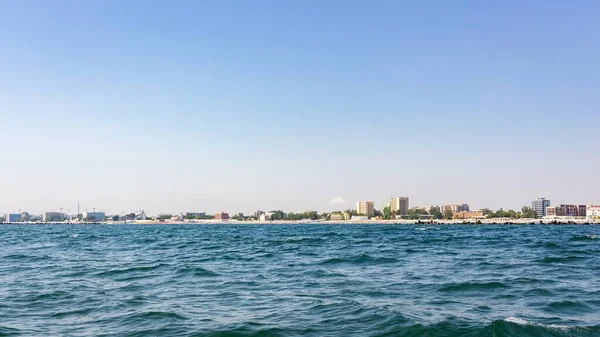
[0,195,594,217]
[1,1,599,214]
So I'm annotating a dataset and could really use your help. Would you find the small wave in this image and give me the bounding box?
[122,311,188,323]
[0,326,21,336]
[199,326,285,337]
[175,266,220,277]
[539,241,561,249]
[95,263,170,277]
[546,300,593,313]
[440,281,508,292]
[480,316,600,336]
[537,256,586,263]
[318,254,398,265]
[570,234,599,241]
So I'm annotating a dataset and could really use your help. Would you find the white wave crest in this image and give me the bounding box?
[504,316,571,331]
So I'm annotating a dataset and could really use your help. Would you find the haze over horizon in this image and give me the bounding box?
[1,1,599,215]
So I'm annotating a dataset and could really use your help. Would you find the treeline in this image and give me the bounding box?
[268,210,320,221]
[482,206,537,219]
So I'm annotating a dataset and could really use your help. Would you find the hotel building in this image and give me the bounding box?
[356,201,375,217]
[390,197,409,216]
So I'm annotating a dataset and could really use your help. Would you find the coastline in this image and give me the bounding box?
[2,218,599,225]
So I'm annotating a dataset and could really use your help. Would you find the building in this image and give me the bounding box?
[82,211,105,221]
[350,215,369,221]
[20,212,31,221]
[441,204,470,213]
[356,201,375,217]
[5,213,22,223]
[259,213,271,221]
[254,210,265,219]
[329,212,347,221]
[215,212,229,220]
[587,205,600,219]
[43,212,67,222]
[391,197,409,216]
[453,211,485,219]
[532,198,551,218]
[545,204,586,218]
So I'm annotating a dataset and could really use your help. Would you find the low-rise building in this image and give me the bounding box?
[545,204,586,218]
[453,211,485,219]
[350,215,369,221]
[215,212,229,220]
[329,212,350,221]
[43,212,67,222]
[442,204,470,213]
[5,213,22,223]
[259,213,271,221]
[587,205,600,220]
[20,212,31,221]
[82,211,105,221]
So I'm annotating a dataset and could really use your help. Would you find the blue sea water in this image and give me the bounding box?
[0,224,599,336]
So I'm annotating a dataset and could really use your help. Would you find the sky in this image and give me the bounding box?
[1,0,599,215]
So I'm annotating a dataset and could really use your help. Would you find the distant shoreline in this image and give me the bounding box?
[1,219,599,225]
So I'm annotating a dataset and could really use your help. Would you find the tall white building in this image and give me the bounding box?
[531,198,551,218]
[391,197,409,216]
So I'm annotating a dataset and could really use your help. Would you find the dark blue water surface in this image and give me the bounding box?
[1,224,599,336]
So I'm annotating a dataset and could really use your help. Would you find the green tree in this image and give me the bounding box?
[112,215,119,221]
[269,210,286,220]
[521,206,537,219]
[428,206,443,219]
[0,217,5,223]
[407,208,429,220]
[480,208,493,216]
[345,209,358,216]
[444,209,453,220]
[77,214,83,221]
[382,206,392,220]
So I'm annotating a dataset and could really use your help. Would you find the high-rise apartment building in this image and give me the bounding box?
[390,197,409,216]
[531,198,551,218]
[356,201,375,217]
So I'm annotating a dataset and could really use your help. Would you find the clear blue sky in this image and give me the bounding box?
[1,1,599,215]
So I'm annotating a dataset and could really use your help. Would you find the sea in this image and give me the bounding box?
[0,224,599,337]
